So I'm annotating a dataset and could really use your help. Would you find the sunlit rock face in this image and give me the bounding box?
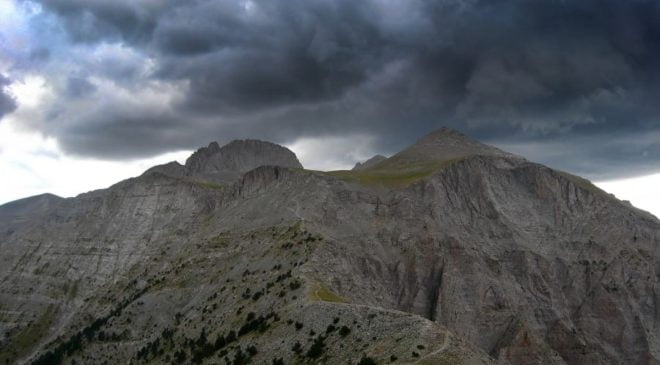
[0,129,658,365]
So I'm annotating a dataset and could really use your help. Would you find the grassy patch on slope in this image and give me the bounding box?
[309,284,346,303]
[323,158,463,188]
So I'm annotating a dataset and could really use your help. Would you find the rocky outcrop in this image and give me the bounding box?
[183,139,303,183]
[352,155,387,170]
[144,139,303,185]
[0,128,658,365]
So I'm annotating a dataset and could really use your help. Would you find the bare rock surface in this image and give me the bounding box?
[183,139,303,184]
[143,139,303,185]
[0,128,658,365]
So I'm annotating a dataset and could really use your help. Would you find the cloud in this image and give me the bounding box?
[495,129,660,181]
[286,134,378,171]
[5,0,660,179]
[0,74,17,119]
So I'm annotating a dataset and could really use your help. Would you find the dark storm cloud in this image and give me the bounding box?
[65,76,96,97]
[56,107,189,159]
[31,0,173,44]
[0,75,17,120]
[20,0,660,178]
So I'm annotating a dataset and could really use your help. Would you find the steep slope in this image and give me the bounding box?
[0,129,658,365]
[310,156,660,364]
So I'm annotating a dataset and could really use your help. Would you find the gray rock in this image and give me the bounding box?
[142,161,186,178]
[1,128,658,365]
[145,139,303,185]
[184,139,303,183]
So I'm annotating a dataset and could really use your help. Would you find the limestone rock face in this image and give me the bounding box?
[0,128,658,365]
[143,139,303,185]
[183,139,303,183]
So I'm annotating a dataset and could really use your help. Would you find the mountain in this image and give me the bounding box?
[144,139,303,184]
[0,193,63,222]
[0,130,658,365]
[382,127,518,164]
[352,155,387,171]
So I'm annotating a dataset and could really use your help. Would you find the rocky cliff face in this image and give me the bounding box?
[0,129,658,365]
[184,139,303,184]
[143,139,303,184]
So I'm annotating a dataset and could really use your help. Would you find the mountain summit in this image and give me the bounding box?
[1,129,658,365]
[185,139,303,175]
[334,128,523,188]
[146,139,303,184]
[374,127,520,169]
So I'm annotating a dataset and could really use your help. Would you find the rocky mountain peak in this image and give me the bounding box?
[395,127,519,164]
[182,139,303,183]
[142,139,303,184]
[184,141,222,171]
[352,155,387,170]
[419,126,468,140]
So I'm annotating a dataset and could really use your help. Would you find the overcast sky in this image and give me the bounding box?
[1,0,659,217]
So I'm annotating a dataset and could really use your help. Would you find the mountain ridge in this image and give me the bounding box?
[0,128,658,365]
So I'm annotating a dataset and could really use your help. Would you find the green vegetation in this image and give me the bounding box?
[305,335,326,358]
[289,280,302,290]
[310,284,346,303]
[191,179,224,190]
[0,305,57,364]
[32,286,150,365]
[323,158,463,188]
[238,312,274,336]
[358,356,378,365]
[208,233,231,248]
